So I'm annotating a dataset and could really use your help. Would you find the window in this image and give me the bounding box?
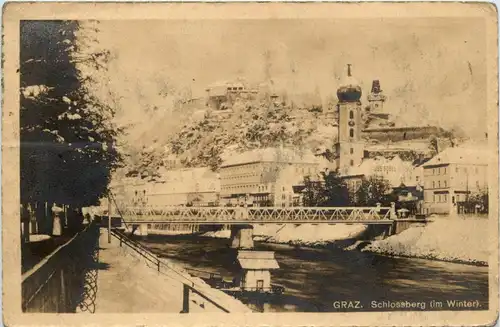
[452,196,455,204]
[444,194,447,202]
[350,148,354,154]
[433,194,436,203]
[444,167,447,174]
[350,159,354,166]
[349,128,354,138]
[444,180,447,187]
[432,181,435,188]
[349,110,354,119]
[438,181,441,188]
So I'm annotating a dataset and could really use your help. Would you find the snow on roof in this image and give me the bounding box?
[424,145,490,167]
[346,155,419,186]
[221,147,321,167]
[237,251,280,270]
[153,167,220,193]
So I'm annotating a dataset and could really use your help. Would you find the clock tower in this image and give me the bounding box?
[336,64,365,175]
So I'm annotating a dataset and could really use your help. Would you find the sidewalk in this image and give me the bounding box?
[94,229,251,313]
[95,230,184,313]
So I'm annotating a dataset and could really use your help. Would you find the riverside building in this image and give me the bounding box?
[219,147,324,207]
[422,144,489,215]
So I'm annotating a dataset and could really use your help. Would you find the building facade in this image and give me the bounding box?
[110,168,220,207]
[366,80,387,113]
[422,147,488,215]
[220,148,322,206]
[335,64,365,175]
[205,80,257,110]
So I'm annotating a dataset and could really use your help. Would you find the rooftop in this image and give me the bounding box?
[221,147,321,168]
[423,145,490,167]
[237,251,280,270]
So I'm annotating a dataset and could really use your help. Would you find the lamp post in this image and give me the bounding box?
[108,194,112,244]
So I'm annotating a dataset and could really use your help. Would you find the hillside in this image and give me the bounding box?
[121,97,339,178]
[117,94,465,180]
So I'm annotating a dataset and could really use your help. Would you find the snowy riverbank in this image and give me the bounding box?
[362,215,489,266]
[201,223,367,247]
[152,215,489,266]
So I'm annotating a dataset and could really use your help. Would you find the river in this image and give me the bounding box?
[136,233,489,313]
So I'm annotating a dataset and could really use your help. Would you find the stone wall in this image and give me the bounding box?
[362,126,445,143]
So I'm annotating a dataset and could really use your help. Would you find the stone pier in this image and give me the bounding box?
[230,225,254,249]
[130,223,149,236]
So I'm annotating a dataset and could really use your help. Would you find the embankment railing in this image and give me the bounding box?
[110,227,236,313]
[21,222,100,313]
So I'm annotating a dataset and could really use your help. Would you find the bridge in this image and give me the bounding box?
[112,206,396,225]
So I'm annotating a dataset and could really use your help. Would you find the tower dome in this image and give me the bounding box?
[337,64,362,103]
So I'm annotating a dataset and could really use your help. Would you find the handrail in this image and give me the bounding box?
[108,191,131,231]
[109,228,237,313]
[22,223,92,281]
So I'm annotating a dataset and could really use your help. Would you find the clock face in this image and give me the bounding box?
[348,120,356,127]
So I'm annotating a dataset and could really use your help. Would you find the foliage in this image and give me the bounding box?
[301,176,325,207]
[322,171,350,206]
[302,171,350,207]
[20,21,122,207]
[464,189,489,213]
[428,135,439,156]
[167,99,319,171]
[354,176,392,206]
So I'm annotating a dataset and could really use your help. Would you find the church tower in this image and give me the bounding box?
[336,64,365,175]
[366,79,386,113]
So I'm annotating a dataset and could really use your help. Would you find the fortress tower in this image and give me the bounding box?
[366,79,387,113]
[336,64,365,175]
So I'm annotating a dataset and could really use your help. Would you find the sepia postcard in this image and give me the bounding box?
[2,2,499,326]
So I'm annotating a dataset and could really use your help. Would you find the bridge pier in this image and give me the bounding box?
[130,223,149,236]
[230,225,254,249]
[390,219,427,236]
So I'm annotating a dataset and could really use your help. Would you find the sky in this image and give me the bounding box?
[89,17,488,138]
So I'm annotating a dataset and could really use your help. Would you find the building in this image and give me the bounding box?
[366,80,387,113]
[335,64,365,175]
[205,80,257,110]
[235,250,280,292]
[347,155,423,188]
[162,154,182,170]
[220,148,324,206]
[110,167,220,207]
[422,145,489,215]
[391,183,424,216]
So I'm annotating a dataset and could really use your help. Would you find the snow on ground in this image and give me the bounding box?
[147,229,195,236]
[201,224,367,246]
[202,229,231,239]
[363,215,489,265]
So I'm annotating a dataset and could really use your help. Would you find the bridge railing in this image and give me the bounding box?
[115,206,394,222]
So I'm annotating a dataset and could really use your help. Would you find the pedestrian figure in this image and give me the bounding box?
[51,203,63,236]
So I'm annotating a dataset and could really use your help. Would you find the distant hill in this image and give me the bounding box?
[117,94,467,180]
[120,96,339,179]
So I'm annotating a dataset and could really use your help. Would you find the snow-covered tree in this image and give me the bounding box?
[20,21,122,218]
